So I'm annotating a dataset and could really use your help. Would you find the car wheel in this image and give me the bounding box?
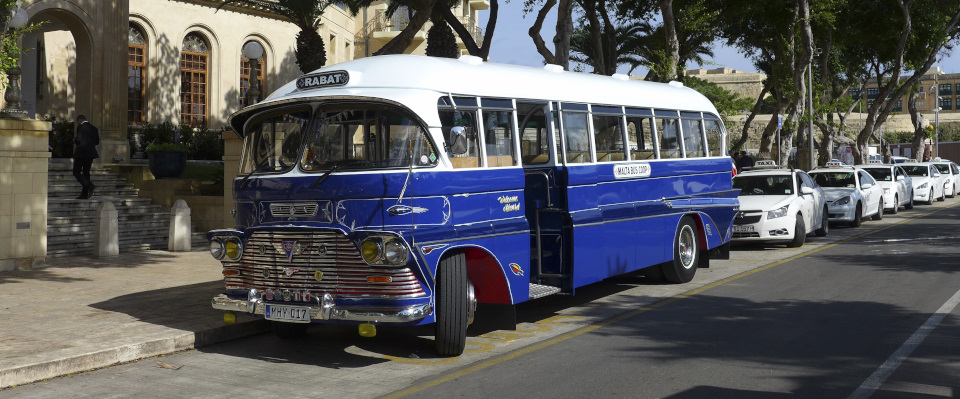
[270,321,309,339]
[872,198,883,220]
[815,206,829,237]
[927,189,935,205]
[949,184,956,198]
[659,216,699,284]
[890,195,899,214]
[435,252,469,356]
[938,188,946,201]
[905,192,914,209]
[849,202,862,227]
[787,215,806,248]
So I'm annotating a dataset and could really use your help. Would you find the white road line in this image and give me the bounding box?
[848,287,960,399]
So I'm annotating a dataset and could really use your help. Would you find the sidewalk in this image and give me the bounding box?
[0,250,267,389]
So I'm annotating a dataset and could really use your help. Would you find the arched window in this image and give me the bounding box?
[128,24,147,125]
[181,33,209,126]
[240,41,265,108]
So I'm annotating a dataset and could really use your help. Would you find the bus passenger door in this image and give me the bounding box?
[519,103,570,293]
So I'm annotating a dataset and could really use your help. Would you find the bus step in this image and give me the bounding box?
[529,283,562,299]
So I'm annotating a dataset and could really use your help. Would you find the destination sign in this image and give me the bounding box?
[613,163,651,179]
[296,71,349,90]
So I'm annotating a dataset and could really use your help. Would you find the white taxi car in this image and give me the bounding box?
[930,158,960,198]
[900,162,946,205]
[809,162,884,227]
[855,163,914,214]
[731,160,828,247]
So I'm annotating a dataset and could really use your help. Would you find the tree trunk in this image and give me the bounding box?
[659,0,679,82]
[374,0,440,55]
[908,89,929,162]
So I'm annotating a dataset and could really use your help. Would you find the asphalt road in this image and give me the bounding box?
[3,201,958,399]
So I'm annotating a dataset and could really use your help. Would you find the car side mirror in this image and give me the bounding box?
[897,175,905,181]
[861,183,873,189]
[800,186,814,195]
[447,126,468,155]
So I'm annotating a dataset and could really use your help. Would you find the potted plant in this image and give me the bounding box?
[146,142,188,178]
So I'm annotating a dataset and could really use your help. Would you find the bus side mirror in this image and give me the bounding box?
[448,126,468,155]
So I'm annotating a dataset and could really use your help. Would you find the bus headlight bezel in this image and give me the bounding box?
[359,235,410,266]
[210,238,226,260]
[383,238,410,265]
[224,237,243,261]
[361,237,384,263]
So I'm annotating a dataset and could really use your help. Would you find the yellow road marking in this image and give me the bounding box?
[382,203,956,398]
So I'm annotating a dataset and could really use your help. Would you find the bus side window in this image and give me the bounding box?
[482,109,517,167]
[518,103,550,165]
[657,117,681,159]
[681,117,705,158]
[439,109,481,168]
[593,113,625,162]
[703,115,725,157]
[562,110,591,164]
[626,115,655,160]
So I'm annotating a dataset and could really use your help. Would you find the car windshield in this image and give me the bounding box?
[933,163,951,174]
[811,172,855,188]
[861,167,892,181]
[901,165,929,177]
[732,175,794,195]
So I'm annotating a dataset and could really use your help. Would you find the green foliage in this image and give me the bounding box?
[46,116,75,158]
[180,125,225,161]
[145,142,188,153]
[219,0,333,73]
[426,20,459,58]
[0,4,43,88]
[130,122,223,160]
[683,75,753,125]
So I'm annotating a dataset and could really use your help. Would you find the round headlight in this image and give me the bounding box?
[224,237,243,261]
[360,238,382,263]
[209,239,225,260]
[383,238,409,265]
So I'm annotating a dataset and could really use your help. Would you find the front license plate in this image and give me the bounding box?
[265,305,310,323]
[732,225,754,233]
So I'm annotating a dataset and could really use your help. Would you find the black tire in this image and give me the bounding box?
[849,203,862,227]
[815,206,829,237]
[927,189,935,205]
[660,216,699,284]
[949,184,956,198]
[435,252,468,356]
[270,321,308,339]
[872,198,883,220]
[938,188,946,201]
[889,195,899,214]
[787,215,806,248]
[905,192,914,209]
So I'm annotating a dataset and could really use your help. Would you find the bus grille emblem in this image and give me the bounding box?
[275,240,310,263]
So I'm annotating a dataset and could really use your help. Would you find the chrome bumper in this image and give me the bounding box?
[211,291,433,323]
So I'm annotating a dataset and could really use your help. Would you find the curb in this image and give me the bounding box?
[0,319,269,389]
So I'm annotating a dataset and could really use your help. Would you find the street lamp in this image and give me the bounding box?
[808,48,821,169]
[933,70,945,157]
[243,41,263,105]
[0,6,29,119]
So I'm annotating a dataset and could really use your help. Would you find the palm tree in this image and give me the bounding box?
[218,0,331,73]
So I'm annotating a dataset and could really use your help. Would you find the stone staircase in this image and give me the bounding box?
[47,159,206,257]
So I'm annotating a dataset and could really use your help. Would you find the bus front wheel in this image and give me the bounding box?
[435,252,468,356]
[660,216,699,284]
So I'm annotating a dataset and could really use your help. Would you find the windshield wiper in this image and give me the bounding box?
[311,164,339,189]
[238,159,274,189]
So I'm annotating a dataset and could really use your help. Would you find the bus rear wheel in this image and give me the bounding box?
[660,216,698,284]
[435,252,468,356]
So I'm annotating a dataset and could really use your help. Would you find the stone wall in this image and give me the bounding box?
[0,119,53,271]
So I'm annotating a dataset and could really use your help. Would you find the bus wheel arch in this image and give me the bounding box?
[660,215,700,283]
[689,212,713,268]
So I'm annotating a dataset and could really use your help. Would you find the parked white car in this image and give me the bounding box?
[809,163,884,227]
[930,158,960,198]
[900,162,946,205]
[731,162,828,247]
[855,164,914,213]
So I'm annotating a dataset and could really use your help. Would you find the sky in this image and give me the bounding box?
[479,1,959,75]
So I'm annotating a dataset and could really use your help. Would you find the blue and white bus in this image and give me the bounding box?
[208,55,739,356]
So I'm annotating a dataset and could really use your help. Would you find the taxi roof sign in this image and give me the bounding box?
[867,160,882,164]
[824,161,845,167]
[753,160,778,168]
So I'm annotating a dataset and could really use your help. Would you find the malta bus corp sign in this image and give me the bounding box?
[296,71,349,90]
[613,163,652,179]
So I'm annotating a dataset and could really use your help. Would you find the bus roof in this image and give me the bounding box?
[231,55,720,133]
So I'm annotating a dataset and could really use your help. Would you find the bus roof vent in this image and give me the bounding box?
[611,73,629,81]
[668,80,685,88]
[543,64,564,73]
[458,55,483,66]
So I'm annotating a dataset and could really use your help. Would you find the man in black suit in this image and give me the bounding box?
[73,115,100,199]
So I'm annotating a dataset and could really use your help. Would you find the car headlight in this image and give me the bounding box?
[209,238,225,260]
[360,236,409,266]
[833,196,851,206]
[224,237,243,261]
[918,182,928,190]
[767,205,789,219]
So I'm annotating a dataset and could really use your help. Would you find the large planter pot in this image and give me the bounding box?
[148,150,187,178]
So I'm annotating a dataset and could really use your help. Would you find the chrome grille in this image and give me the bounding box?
[270,203,319,217]
[734,210,762,225]
[223,230,425,299]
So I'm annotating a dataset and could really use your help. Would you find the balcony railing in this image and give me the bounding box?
[356,8,483,56]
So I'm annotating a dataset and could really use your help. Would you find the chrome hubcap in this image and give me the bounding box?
[678,225,696,269]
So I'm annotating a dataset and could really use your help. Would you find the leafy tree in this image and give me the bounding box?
[426,17,459,58]
[0,0,42,88]
[218,0,332,73]
[683,75,753,129]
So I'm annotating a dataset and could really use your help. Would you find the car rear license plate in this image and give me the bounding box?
[265,305,310,323]
[732,225,754,233]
